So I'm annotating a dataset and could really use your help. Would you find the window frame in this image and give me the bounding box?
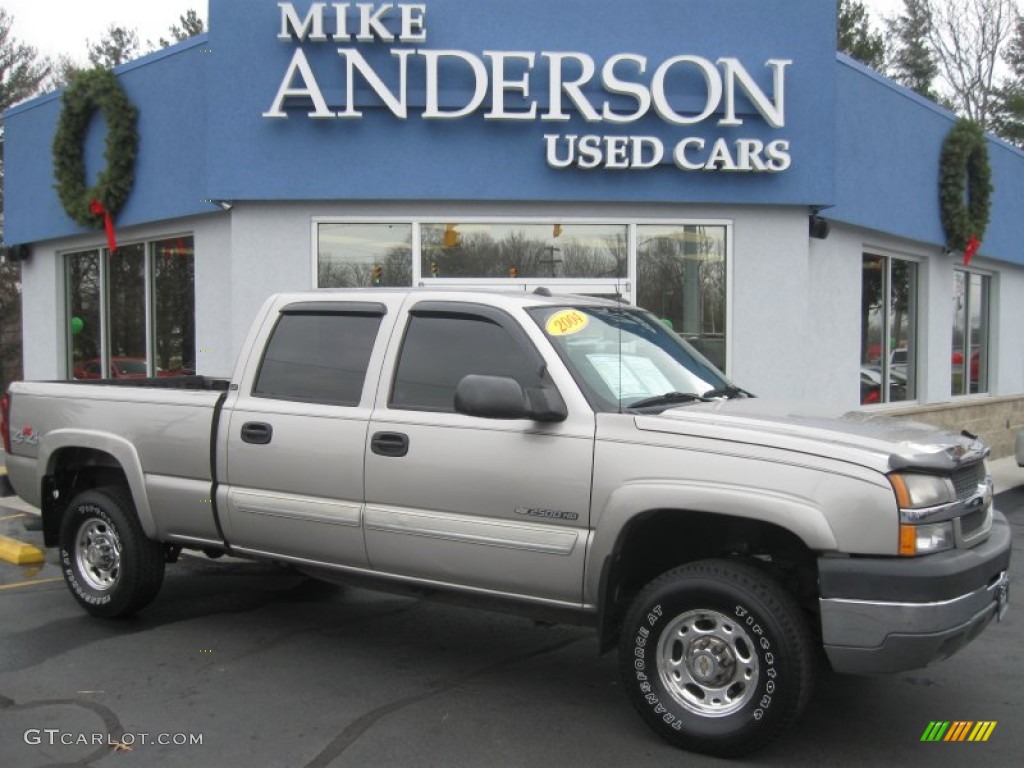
[387,302,552,415]
[251,302,387,407]
[951,268,992,397]
[62,233,196,381]
[860,251,921,406]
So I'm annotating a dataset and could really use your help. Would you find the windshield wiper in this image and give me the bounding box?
[701,384,753,400]
[627,392,706,410]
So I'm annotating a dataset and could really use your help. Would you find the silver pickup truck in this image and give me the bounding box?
[1,289,1012,756]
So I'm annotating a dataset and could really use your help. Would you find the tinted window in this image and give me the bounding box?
[391,313,544,412]
[254,313,381,405]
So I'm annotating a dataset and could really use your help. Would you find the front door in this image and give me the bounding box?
[363,300,595,604]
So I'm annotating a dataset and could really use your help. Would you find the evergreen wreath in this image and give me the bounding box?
[938,119,991,252]
[52,68,139,228]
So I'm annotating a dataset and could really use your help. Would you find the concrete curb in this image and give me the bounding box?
[0,534,45,565]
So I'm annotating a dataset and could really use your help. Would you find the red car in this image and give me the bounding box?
[951,348,981,382]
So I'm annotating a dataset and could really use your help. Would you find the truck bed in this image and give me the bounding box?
[52,375,230,391]
[4,379,227,513]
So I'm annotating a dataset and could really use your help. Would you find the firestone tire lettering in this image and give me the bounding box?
[617,559,815,758]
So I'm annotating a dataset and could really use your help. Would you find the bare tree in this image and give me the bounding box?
[925,0,1018,127]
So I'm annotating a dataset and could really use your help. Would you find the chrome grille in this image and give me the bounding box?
[959,507,989,537]
[952,462,986,501]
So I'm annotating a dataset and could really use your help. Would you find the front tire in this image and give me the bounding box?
[58,487,165,618]
[618,559,815,757]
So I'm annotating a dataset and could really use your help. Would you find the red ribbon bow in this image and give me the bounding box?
[90,199,118,253]
[963,235,981,266]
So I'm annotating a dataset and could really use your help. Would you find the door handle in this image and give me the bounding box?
[241,422,273,445]
[371,431,409,457]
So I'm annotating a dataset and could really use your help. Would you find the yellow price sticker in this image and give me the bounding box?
[546,309,589,336]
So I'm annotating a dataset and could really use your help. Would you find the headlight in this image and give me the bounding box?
[899,521,955,556]
[889,473,956,509]
[889,473,958,556]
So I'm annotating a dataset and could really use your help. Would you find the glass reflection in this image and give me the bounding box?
[107,243,147,377]
[67,250,102,379]
[318,223,412,287]
[637,225,727,371]
[419,223,627,280]
[860,254,917,404]
[154,237,196,376]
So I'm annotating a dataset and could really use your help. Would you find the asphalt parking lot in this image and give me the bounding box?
[1,461,1022,768]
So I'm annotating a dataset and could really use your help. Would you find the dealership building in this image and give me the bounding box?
[4,0,1024,453]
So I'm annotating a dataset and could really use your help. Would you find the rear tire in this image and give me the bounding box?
[58,486,165,618]
[618,559,815,757]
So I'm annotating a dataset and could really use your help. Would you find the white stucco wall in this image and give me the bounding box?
[18,201,1024,415]
[729,207,830,403]
[192,214,234,376]
[18,239,62,381]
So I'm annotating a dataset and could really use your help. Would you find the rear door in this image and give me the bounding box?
[222,299,395,566]
[363,300,595,604]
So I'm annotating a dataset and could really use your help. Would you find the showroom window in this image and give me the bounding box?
[66,249,103,379]
[65,236,195,379]
[951,270,990,396]
[318,223,412,287]
[860,254,918,404]
[314,219,731,371]
[637,225,728,372]
[420,223,627,280]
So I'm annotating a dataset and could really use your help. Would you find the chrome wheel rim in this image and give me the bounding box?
[74,518,122,591]
[656,609,760,717]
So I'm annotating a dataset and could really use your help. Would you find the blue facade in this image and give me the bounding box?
[3,0,1023,267]
[5,39,211,245]
[831,56,1024,265]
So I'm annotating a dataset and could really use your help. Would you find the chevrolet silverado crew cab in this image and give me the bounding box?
[1,289,1011,756]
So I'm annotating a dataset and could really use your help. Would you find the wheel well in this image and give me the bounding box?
[598,509,820,653]
[41,448,131,547]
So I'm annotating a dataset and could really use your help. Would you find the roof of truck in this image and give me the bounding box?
[271,287,627,310]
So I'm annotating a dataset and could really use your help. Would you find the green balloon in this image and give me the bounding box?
[70,316,84,335]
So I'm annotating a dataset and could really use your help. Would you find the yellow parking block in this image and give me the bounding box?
[0,535,45,565]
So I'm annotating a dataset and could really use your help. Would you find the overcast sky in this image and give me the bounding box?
[863,0,904,21]
[4,0,902,66]
[4,1,206,64]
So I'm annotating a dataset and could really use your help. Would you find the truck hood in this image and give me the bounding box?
[634,399,989,473]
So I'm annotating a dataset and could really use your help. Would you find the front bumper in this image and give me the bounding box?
[819,510,1011,675]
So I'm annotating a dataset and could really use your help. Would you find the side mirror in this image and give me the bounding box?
[454,375,567,422]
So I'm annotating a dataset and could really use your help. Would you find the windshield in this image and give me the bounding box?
[527,305,735,413]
